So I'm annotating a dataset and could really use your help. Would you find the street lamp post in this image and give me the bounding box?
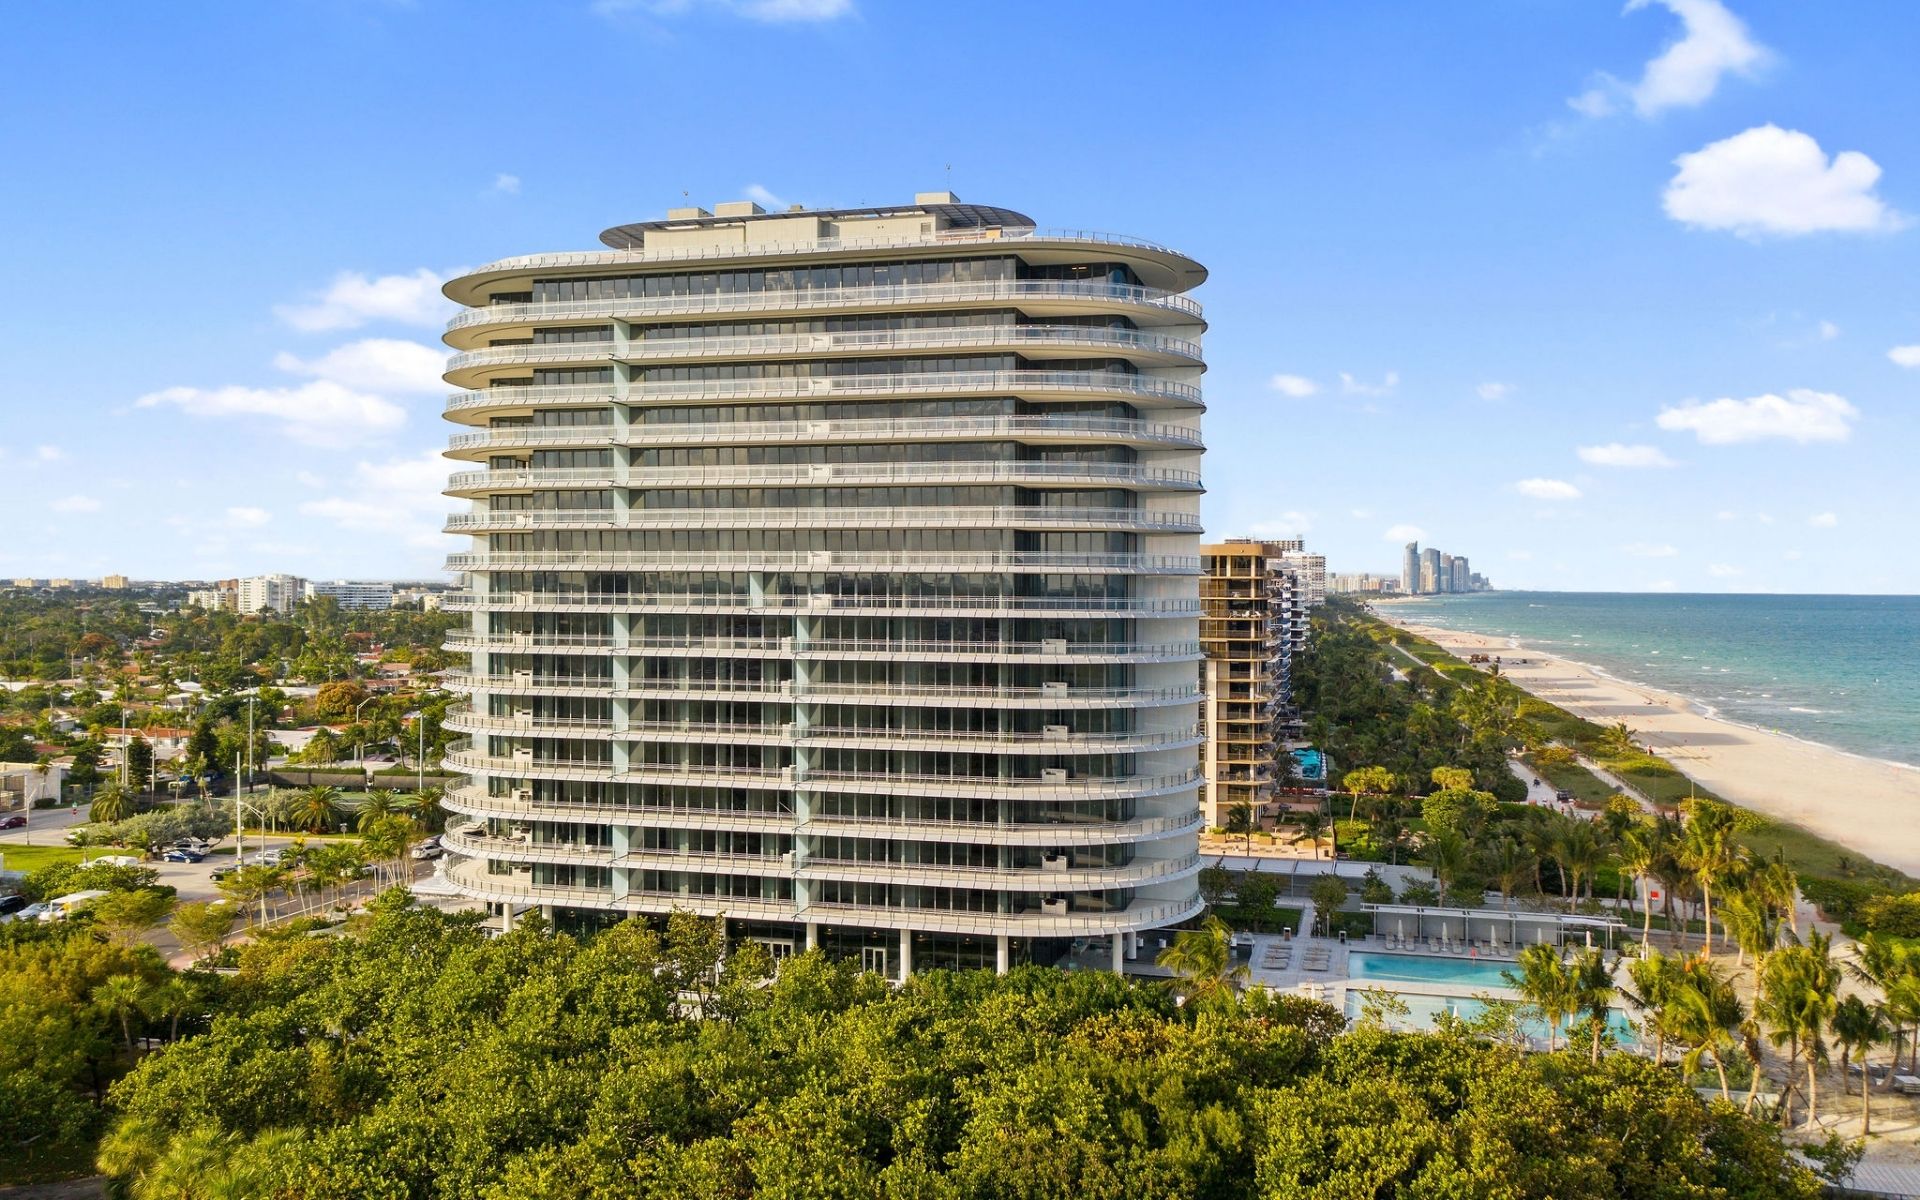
[354,696,376,783]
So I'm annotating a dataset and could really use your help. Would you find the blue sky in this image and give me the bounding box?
[1,0,1915,592]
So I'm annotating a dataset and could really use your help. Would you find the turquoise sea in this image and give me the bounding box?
[1381,593,1920,770]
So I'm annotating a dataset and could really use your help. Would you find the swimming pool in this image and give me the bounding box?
[1342,989,1638,1044]
[1346,951,1519,989]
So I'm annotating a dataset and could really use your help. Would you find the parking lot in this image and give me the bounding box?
[1,803,319,905]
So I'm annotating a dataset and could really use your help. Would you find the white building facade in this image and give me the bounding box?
[436,194,1208,977]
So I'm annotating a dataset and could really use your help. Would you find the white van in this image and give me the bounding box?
[40,890,110,920]
[91,855,143,868]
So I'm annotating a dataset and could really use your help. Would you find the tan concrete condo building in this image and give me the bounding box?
[438,193,1207,978]
[1198,539,1306,830]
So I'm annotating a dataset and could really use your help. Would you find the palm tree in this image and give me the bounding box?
[1482,838,1532,912]
[289,785,342,834]
[1552,819,1604,913]
[1758,932,1840,1128]
[1668,956,1746,1100]
[1340,766,1395,824]
[1716,887,1779,972]
[1680,800,1739,956]
[400,784,446,833]
[1831,993,1888,1134]
[1424,828,1469,908]
[1160,915,1247,1010]
[1292,811,1326,859]
[357,787,401,832]
[90,781,135,824]
[93,973,149,1052]
[141,977,201,1043]
[1567,947,1617,1063]
[1849,934,1915,1082]
[1507,944,1579,1052]
[1622,949,1682,1066]
[1617,825,1657,943]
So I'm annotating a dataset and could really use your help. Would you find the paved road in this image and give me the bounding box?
[1,805,305,904]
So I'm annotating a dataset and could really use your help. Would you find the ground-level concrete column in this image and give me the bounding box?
[805,922,819,952]
[899,929,913,983]
[1110,932,1125,974]
[500,903,513,934]
[996,934,1010,975]
[540,904,554,924]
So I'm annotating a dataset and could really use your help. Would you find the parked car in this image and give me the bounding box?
[92,854,143,868]
[208,865,236,882]
[161,848,204,863]
[256,848,286,867]
[171,837,215,854]
[64,825,97,845]
[0,815,27,830]
[0,895,28,916]
[2,902,50,924]
[1554,789,1575,803]
[410,840,443,861]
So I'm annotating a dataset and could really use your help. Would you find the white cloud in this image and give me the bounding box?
[1756,512,1775,525]
[1628,0,1769,114]
[1507,550,1534,561]
[50,495,102,514]
[1655,388,1856,444]
[1349,507,1373,520]
[1514,478,1582,501]
[295,470,327,488]
[1647,579,1678,592]
[274,268,450,332]
[1475,381,1513,402]
[1268,373,1319,398]
[1707,563,1743,577]
[299,450,450,549]
[273,338,446,394]
[134,381,408,448]
[1248,512,1313,539]
[1714,510,1738,520]
[1383,524,1427,543]
[1808,511,1839,528]
[34,444,64,462]
[1889,345,1920,368]
[1818,320,1840,341]
[1663,126,1906,238]
[225,506,271,528]
[1622,542,1679,558]
[743,183,789,210]
[492,173,521,195]
[1340,370,1399,397]
[1577,442,1677,468]
[595,0,853,22]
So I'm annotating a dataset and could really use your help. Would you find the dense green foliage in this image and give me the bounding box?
[82,899,1829,1199]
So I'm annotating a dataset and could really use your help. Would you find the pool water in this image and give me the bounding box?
[1347,951,1520,989]
[1342,989,1638,1045]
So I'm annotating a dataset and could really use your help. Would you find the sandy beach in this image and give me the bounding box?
[1382,618,1920,878]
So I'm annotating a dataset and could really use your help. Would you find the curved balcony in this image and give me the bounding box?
[445,320,1203,365]
[442,824,615,868]
[444,506,1203,537]
[443,631,1202,662]
[446,747,1200,802]
[445,460,1203,498]
[444,550,1202,576]
[441,593,1204,620]
[442,856,1206,938]
[442,368,1204,410]
[797,852,1200,893]
[445,276,1202,328]
[442,673,1203,710]
[445,414,1203,452]
[441,710,1201,755]
[440,786,1202,847]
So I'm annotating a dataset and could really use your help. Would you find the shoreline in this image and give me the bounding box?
[1374,614,1920,879]
[1371,599,1919,776]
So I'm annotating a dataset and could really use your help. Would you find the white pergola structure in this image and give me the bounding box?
[1360,904,1628,954]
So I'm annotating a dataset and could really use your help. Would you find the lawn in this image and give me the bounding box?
[0,844,82,873]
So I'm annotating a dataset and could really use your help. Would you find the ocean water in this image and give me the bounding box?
[1383,593,1920,770]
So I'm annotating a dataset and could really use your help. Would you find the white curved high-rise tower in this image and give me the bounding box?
[438,193,1206,977]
